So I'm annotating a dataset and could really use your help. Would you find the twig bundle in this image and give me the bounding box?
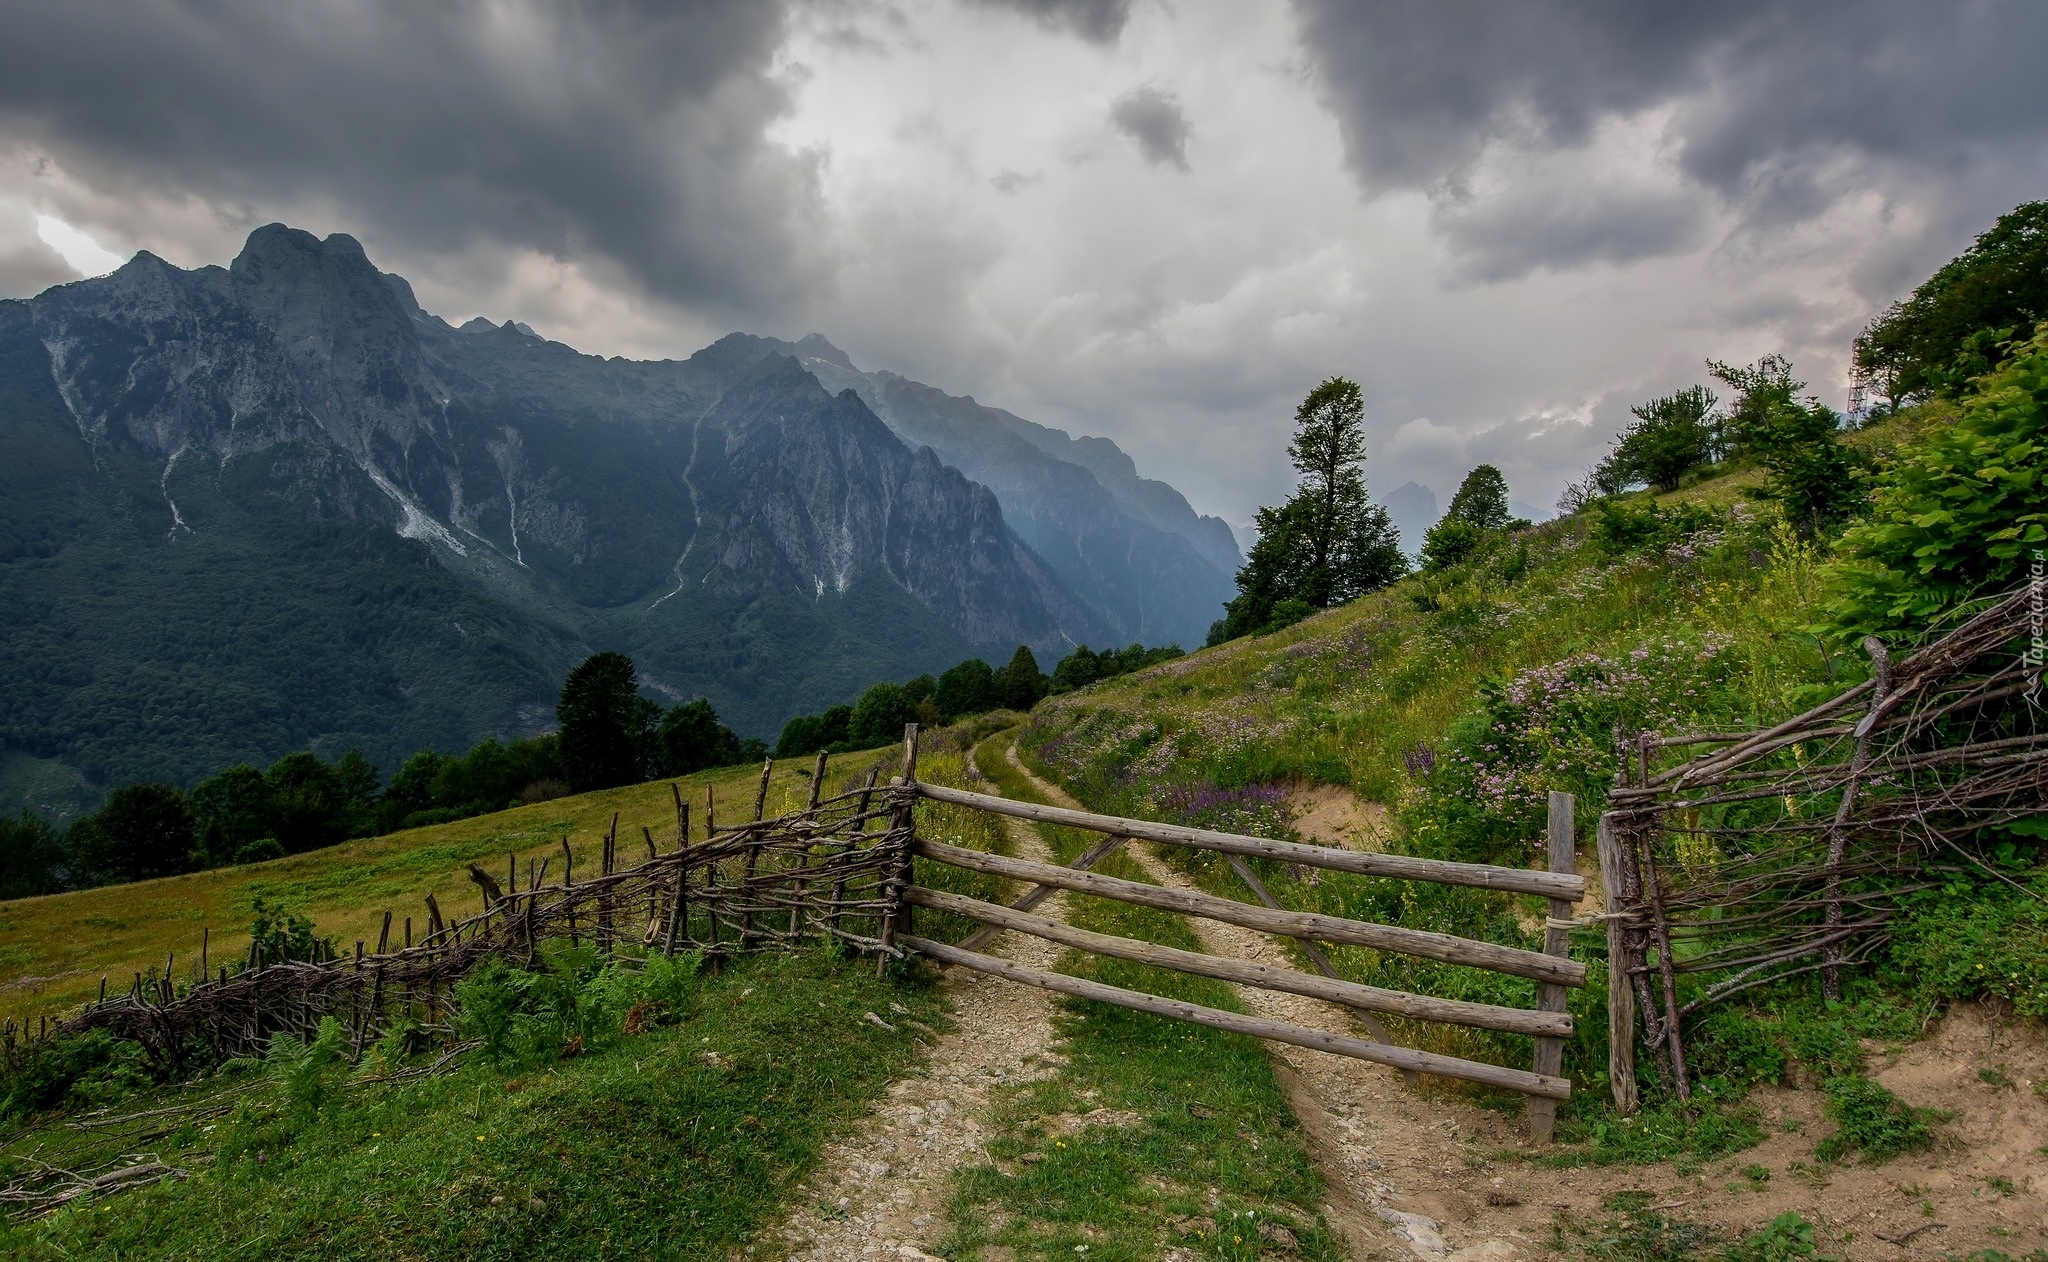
[1603,586,2044,1098]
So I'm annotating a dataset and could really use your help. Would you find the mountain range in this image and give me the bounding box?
[0,225,1238,799]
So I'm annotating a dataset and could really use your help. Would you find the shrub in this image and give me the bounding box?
[1815,1075,1937,1163]
[1721,1212,1836,1262]
[248,898,332,966]
[1830,325,2048,640]
[1889,872,2048,1018]
[266,1016,349,1118]
[0,1029,155,1120]
[1710,356,1868,537]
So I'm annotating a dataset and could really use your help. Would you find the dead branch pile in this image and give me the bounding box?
[1604,585,2045,1097]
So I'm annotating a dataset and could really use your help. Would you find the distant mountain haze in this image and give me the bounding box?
[0,224,1233,792]
[745,333,1241,645]
[1383,480,1438,559]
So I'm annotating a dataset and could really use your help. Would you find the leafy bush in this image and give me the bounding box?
[1830,325,2048,639]
[1554,1099,1765,1170]
[1409,631,1743,864]
[1889,872,2048,1017]
[1589,497,1724,560]
[1721,1212,1836,1262]
[454,948,702,1064]
[1556,1190,1722,1261]
[1815,1075,1937,1163]
[1710,356,1868,537]
[0,1029,155,1120]
[248,898,333,966]
[452,956,530,1060]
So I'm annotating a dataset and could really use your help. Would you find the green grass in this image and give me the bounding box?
[0,948,946,1260]
[930,735,1344,1261]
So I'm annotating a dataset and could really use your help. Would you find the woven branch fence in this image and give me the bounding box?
[1599,584,2046,1110]
[32,754,911,1072]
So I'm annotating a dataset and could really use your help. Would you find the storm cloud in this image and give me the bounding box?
[1110,87,1192,171]
[0,0,821,320]
[967,0,1132,44]
[1292,0,2048,283]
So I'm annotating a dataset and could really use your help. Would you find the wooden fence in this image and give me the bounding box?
[1595,585,2045,1112]
[895,743,1590,1139]
[47,753,909,1070]
[29,727,1598,1141]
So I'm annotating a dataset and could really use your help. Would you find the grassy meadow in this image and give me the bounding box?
[1,947,950,1261]
[0,749,911,1022]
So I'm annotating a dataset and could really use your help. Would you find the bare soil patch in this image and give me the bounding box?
[1288,783,1392,852]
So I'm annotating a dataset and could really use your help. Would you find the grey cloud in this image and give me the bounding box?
[964,0,1130,43]
[1110,87,1191,171]
[990,168,1043,194]
[1432,153,1711,283]
[1291,0,2048,279]
[0,237,78,299]
[0,1,820,319]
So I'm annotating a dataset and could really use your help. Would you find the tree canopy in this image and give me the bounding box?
[556,651,647,793]
[1708,356,1867,538]
[1856,200,2048,408]
[1421,464,1527,571]
[1597,386,1721,493]
[1211,377,1406,642]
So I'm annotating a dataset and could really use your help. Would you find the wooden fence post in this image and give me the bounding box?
[877,724,919,977]
[1596,812,1639,1114]
[1528,791,1576,1143]
[754,757,774,822]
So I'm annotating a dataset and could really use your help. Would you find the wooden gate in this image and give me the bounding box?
[888,729,1590,1140]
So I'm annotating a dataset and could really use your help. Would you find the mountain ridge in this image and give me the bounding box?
[3,224,1220,794]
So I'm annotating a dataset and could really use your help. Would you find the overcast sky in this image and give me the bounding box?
[3,0,2043,532]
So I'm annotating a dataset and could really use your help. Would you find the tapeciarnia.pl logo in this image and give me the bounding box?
[2028,550,2044,703]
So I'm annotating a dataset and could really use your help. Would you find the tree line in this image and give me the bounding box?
[0,636,1185,897]
[0,650,765,898]
[772,641,1182,758]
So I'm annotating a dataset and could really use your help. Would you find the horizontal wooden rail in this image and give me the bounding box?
[902,936,1570,1100]
[954,832,1131,954]
[913,838,1587,987]
[910,781,1584,901]
[907,887,1570,1037]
